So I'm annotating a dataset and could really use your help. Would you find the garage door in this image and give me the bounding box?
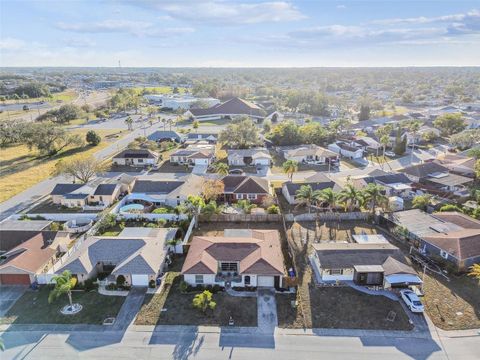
[131,274,149,286]
[257,276,274,287]
[0,274,31,285]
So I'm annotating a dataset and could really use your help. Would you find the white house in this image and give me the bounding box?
[112,149,159,167]
[227,148,272,166]
[282,144,339,165]
[328,141,364,159]
[170,144,215,167]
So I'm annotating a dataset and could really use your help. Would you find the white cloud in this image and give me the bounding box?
[370,9,479,27]
[56,20,194,37]
[0,37,26,50]
[131,0,305,25]
[336,5,346,10]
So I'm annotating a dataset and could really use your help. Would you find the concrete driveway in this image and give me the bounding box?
[0,286,26,316]
[257,288,277,333]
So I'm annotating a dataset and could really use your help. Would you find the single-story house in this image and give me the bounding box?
[148,130,184,143]
[0,230,70,285]
[227,148,272,167]
[353,136,382,152]
[170,144,216,167]
[112,149,159,167]
[51,181,121,209]
[57,227,177,286]
[436,154,476,177]
[282,145,339,165]
[182,229,285,288]
[185,97,266,122]
[185,133,218,144]
[384,209,480,270]
[220,175,271,204]
[281,173,337,205]
[129,174,203,207]
[373,173,413,198]
[107,173,136,194]
[311,242,422,288]
[328,141,364,159]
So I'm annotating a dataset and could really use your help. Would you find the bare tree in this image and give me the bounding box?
[53,156,108,183]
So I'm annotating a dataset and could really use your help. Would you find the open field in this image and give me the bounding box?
[0,129,123,202]
[1,287,125,325]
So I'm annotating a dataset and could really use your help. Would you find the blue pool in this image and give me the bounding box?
[120,203,145,213]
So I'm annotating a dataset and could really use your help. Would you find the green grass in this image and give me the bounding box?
[131,86,188,95]
[1,287,125,325]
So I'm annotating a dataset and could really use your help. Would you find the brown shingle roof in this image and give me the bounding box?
[432,212,480,229]
[221,175,269,195]
[182,230,284,276]
[189,97,265,118]
[423,229,480,260]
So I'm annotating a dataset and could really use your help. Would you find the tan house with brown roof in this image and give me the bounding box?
[182,229,285,288]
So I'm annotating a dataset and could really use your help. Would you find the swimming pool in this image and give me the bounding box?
[119,203,145,213]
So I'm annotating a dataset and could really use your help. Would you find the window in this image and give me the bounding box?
[138,159,143,163]
[440,250,448,259]
[244,275,251,285]
[247,194,256,200]
[329,269,343,275]
[195,275,203,284]
[220,262,238,272]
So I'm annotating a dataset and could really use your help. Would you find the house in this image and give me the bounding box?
[220,175,271,204]
[353,136,382,152]
[185,97,266,122]
[0,230,70,285]
[400,162,473,197]
[112,149,159,167]
[373,173,413,198]
[185,133,218,144]
[148,130,184,143]
[328,141,364,159]
[128,175,203,207]
[50,181,121,209]
[169,144,216,167]
[182,229,285,288]
[227,148,272,167]
[436,154,476,177]
[107,173,136,194]
[57,227,177,286]
[282,145,339,165]
[311,242,422,288]
[385,209,480,271]
[282,173,338,205]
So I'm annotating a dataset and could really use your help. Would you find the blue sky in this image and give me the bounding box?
[1,0,479,67]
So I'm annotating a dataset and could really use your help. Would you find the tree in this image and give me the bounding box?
[23,123,83,156]
[263,119,272,133]
[438,204,464,213]
[201,200,222,218]
[85,130,101,146]
[467,264,480,284]
[184,195,205,227]
[450,130,480,150]
[339,184,363,212]
[393,127,407,156]
[314,188,338,211]
[48,270,77,309]
[214,162,229,175]
[433,113,466,136]
[267,120,302,146]
[218,117,262,149]
[467,148,480,159]
[358,104,370,121]
[201,179,225,202]
[192,120,199,133]
[53,156,108,183]
[375,124,393,157]
[412,194,432,211]
[475,159,480,179]
[192,290,216,314]
[405,120,422,157]
[363,183,387,214]
[125,116,133,131]
[295,185,315,213]
[282,160,298,182]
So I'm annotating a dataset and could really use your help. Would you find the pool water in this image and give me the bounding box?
[120,203,145,213]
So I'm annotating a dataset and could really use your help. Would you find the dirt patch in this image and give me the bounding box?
[276,293,305,328]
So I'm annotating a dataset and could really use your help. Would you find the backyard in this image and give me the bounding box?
[0,129,123,202]
[27,199,99,214]
[1,287,125,325]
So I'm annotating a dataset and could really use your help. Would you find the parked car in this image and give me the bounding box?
[400,289,424,313]
[229,169,244,175]
[385,151,396,157]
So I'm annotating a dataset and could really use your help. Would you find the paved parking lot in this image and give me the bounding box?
[0,286,26,316]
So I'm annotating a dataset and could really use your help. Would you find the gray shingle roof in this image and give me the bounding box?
[94,184,118,196]
[132,180,184,194]
[51,183,84,195]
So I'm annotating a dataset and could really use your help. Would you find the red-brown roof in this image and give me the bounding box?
[182,230,284,276]
[423,229,480,260]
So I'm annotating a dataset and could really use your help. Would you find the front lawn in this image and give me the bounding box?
[423,273,480,330]
[135,274,257,327]
[1,287,125,325]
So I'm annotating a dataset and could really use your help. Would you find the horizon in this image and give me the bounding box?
[1,0,479,67]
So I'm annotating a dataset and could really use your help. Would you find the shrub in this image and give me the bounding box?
[438,204,464,213]
[84,278,96,292]
[149,279,156,288]
[267,204,280,214]
[152,207,170,214]
[105,283,117,291]
[116,275,126,287]
[179,280,189,294]
[212,284,223,293]
[86,130,101,146]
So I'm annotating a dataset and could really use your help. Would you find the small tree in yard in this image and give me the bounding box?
[48,270,77,309]
[201,179,225,202]
[412,194,432,211]
[192,290,216,314]
[86,130,101,146]
[468,264,480,284]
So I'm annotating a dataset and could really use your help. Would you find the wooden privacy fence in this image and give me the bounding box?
[199,214,283,222]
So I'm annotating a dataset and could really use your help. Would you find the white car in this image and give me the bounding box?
[400,289,424,313]
[384,151,396,157]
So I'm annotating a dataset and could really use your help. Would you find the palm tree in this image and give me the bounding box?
[363,183,388,214]
[339,184,362,212]
[214,162,229,175]
[283,160,298,182]
[161,118,167,130]
[406,120,422,162]
[124,116,133,131]
[295,185,315,213]
[48,270,77,309]
[314,188,338,212]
